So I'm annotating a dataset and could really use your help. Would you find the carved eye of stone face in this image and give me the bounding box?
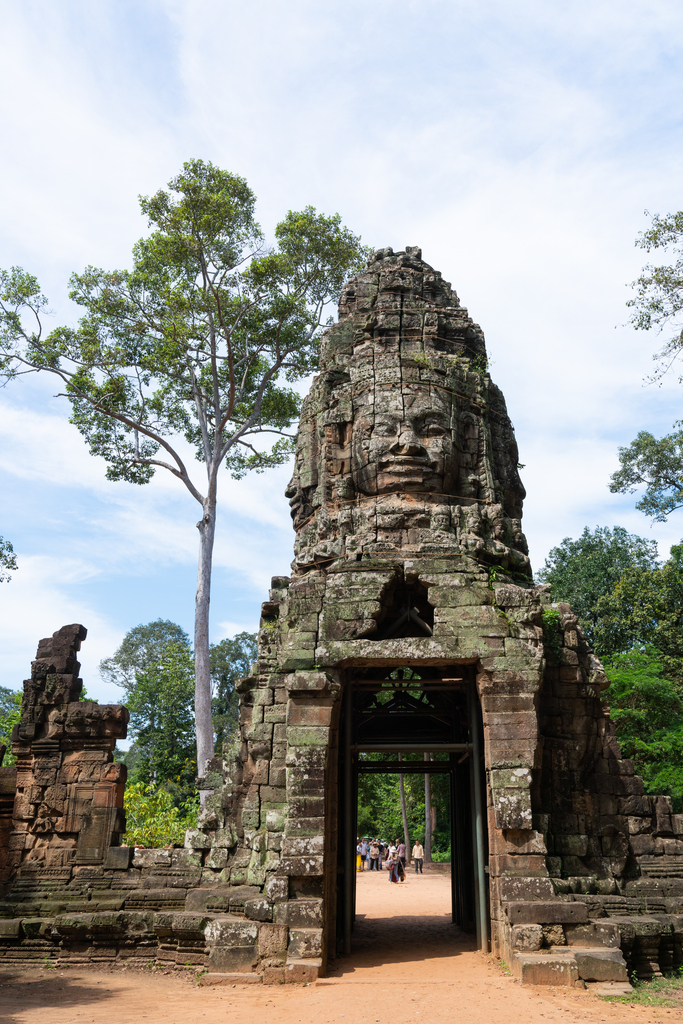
[371,416,399,437]
[418,415,449,438]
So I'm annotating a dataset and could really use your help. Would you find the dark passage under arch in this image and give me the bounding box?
[334,665,488,959]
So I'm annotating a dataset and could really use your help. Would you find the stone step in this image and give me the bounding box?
[511,953,579,986]
[285,957,322,983]
[549,946,628,983]
[513,945,628,986]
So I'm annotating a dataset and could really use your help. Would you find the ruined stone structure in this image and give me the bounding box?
[1,248,683,987]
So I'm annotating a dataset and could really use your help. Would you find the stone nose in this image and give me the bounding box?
[391,429,425,455]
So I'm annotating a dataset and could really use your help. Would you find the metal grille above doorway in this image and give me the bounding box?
[351,667,471,753]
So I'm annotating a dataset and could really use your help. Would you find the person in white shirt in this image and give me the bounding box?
[412,841,424,874]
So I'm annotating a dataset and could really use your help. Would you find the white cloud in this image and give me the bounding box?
[0,553,125,703]
[216,620,259,641]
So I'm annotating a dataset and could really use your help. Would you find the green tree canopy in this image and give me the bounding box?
[595,544,683,676]
[603,647,683,810]
[610,427,683,522]
[125,642,196,794]
[0,687,22,764]
[100,619,192,694]
[0,159,371,779]
[102,621,196,795]
[536,525,659,650]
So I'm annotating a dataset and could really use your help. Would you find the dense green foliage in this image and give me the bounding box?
[357,756,451,858]
[537,526,658,649]
[541,525,683,810]
[0,688,21,765]
[595,544,683,674]
[110,624,255,844]
[125,643,196,794]
[603,648,683,810]
[102,620,196,796]
[100,620,192,691]
[122,782,199,848]
[210,631,258,748]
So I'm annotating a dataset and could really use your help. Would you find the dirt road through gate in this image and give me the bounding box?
[0,870,675,1024]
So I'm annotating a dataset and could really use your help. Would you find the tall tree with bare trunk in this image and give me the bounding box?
[0,159,369,782]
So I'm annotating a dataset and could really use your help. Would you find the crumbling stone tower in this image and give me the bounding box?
[6,624,128,878]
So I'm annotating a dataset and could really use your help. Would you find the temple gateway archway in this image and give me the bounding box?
[4,248,683,986]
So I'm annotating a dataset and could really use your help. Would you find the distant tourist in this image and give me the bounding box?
[360,838,368,870]
[397,840,406,871]
[412,840,424,873]
[369,840,380,870]
[386,852,399,883]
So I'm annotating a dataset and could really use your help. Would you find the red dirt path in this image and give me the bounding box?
[0,868,674,1024]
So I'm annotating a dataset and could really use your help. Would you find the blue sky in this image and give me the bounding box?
[2,0,683,701]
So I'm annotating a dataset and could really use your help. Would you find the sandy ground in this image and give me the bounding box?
[0,867,676,1024]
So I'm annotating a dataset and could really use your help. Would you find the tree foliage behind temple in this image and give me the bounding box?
[102,620,196,797]
[537,525,659,651]
[540,527,683,810]
[357,757,451,857]
[103,621,258,802]
[602,648,683,808]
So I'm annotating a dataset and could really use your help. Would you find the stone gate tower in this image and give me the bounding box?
[3,247,683,985]
[189,247,683,982]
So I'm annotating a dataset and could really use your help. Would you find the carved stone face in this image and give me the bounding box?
[351,385,458,495]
